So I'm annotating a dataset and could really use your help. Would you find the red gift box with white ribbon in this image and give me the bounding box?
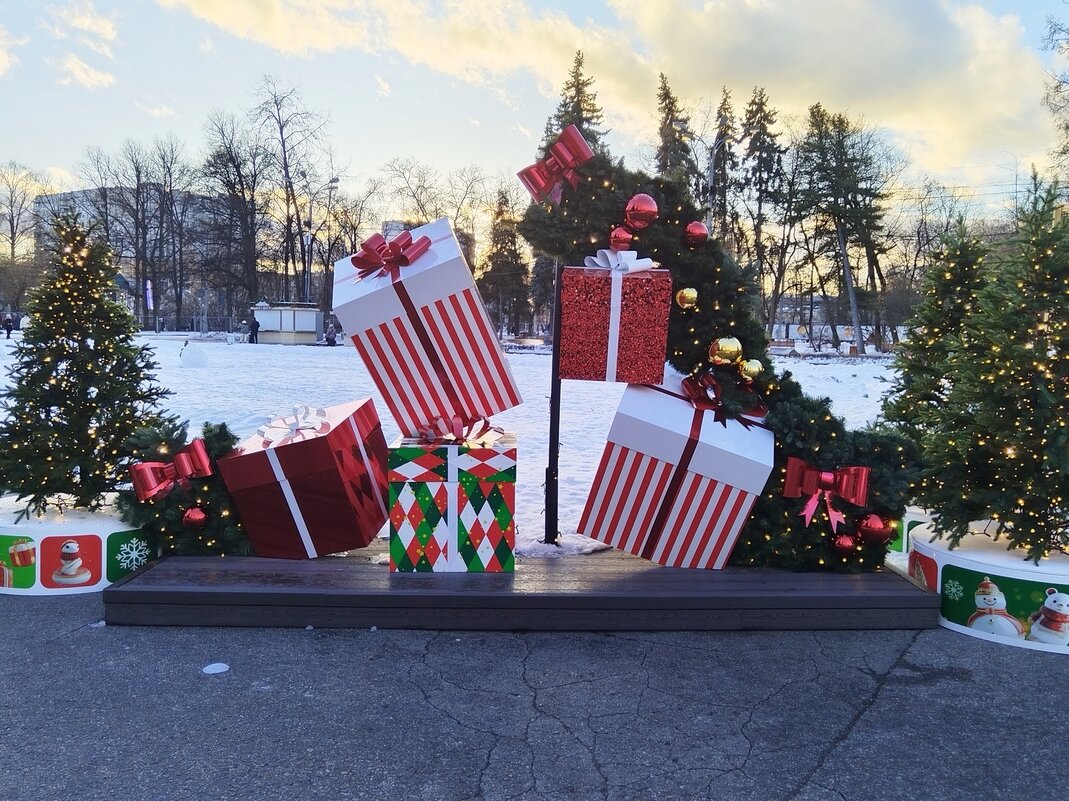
[8,538,36,567]
[218,400,389,559]
[333,218,522,437]
[559,249,672,384]
[578,379,774,569]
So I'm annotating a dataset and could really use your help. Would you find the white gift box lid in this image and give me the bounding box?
[609,382,774,495]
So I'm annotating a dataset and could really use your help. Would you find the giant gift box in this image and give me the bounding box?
[389,433,516,572]
[218,400,389,559]
[578,380,774,569]
[333,218,522,436]
[559,249,672,384]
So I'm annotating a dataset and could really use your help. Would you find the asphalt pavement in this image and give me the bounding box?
[2,592,1062,801]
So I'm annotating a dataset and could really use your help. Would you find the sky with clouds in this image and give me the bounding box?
[1,0,1065,204]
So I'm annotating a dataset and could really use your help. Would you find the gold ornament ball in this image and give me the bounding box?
[709,336,743,364]
[739,358,763,382]
[675,288,698,309]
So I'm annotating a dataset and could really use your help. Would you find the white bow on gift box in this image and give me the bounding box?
[582,249,659,383]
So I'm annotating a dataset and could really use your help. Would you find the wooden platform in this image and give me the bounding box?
[103,543,940,631]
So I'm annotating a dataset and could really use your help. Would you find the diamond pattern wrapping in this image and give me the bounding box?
[388,435,516,572]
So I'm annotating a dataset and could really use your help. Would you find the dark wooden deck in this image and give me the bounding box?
[103,541,939,631]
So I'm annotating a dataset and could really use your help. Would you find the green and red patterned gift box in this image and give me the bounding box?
[388,434,516,572]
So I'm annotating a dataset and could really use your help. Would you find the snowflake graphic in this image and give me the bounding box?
[116,538,151,571]
[943,579,965,602]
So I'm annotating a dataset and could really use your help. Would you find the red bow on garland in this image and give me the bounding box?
[351,230,432,281]
[129,438,213,502]
[517,124,595,204]
[680,373,768,428]
[783,456,870,533]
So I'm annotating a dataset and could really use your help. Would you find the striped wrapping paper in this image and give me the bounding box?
[578,383,774,569]
[333,218,522,436]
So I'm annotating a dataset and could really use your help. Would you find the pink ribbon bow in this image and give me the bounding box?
[518,124,595,204]
[351,230,432,281]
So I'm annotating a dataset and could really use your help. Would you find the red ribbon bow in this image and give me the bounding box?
[517,124,595,204]
[782,456,870,533]
[418,415,503,446]
[680,373,768,428]
[351,230,432,281]
[129,439,213,502]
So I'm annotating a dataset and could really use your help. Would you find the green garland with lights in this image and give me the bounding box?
[520,153,916,571]
[0,214,171,518]
[116,418,252,556]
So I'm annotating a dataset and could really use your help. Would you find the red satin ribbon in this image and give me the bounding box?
[518,124,595,203]
[351,230,432,280]
[680,373,768,428]
[782,456,870,533]
[129,438,213,502]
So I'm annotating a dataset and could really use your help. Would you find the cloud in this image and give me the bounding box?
[152,0,1056,178]
[46,0,118,58]
[375,74,391,96]
[469,118,481,127]
[199,37,215,54]
[136,100,176,118]
[57,52,114,88]
[0,25,30,76]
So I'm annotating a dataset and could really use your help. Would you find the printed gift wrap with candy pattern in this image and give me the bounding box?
[578,380,774,569]
[388,433,516,573]
[560,250,672,384]
[218,400,389,559]
[333,218,522,437]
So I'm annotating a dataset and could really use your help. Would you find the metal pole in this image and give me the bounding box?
[544,258,564,545]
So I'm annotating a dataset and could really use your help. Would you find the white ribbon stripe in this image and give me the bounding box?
[582,249,656,382]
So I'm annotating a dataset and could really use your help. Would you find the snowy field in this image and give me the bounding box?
[0,333,896,553]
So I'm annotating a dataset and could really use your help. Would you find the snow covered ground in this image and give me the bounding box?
[0,333,897,553]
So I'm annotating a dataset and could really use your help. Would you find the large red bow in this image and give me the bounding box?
[351,230,432,280]
[783,456,870,533]
[129,438,213,502]
[518,124,595,203]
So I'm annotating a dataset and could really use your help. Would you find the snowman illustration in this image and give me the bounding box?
[965,577,1025,639]
[1027,588,1069,646]
[51,539,92,585]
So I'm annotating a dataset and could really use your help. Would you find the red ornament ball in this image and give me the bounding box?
[624,193,659,230]
[684,220,709,248]
[857,514,894,544]
[183,507,208,530]
[609,226,634,251]
[830,533,857,555]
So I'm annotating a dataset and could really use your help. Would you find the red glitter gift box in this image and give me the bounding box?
[559,249,672,384]
[218,400,389,559]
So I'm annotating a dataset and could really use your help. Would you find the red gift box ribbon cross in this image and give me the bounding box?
[129,438,213,502]
[352,230,432,281]
[783,456,870,533]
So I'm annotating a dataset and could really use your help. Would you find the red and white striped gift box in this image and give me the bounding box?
[578,382,774,569]
[333,218,522,437]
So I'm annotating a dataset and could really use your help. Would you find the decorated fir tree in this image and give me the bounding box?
[899,181,1069,562]
[477,190,532,336]
[882,222,989,445]
[116,419,252,556]
[0,215,170,517]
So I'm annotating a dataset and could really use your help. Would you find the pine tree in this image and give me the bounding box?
[882,222,989,446]
[655,73,700,194]
[708,87,739,246]
[477,191,532,336]
[116,419,252,556]
[520,124,914,571]
[907,180,1069,562]
[530,253,557,333]
[0,214,170,517]
[542,51,608,154]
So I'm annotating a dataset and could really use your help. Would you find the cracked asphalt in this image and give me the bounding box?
[2,593,1063,801]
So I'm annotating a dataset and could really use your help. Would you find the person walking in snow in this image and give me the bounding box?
[238,319,249,343]
[325,323,337,346]
[249,316,260,344]
[3,317,12,339]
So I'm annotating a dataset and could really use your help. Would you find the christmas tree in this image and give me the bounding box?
[0,215,170,517]
[477,190,532,336]
[520,65,914,570]
[116,419,252,556]
[895,180,1069,562]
